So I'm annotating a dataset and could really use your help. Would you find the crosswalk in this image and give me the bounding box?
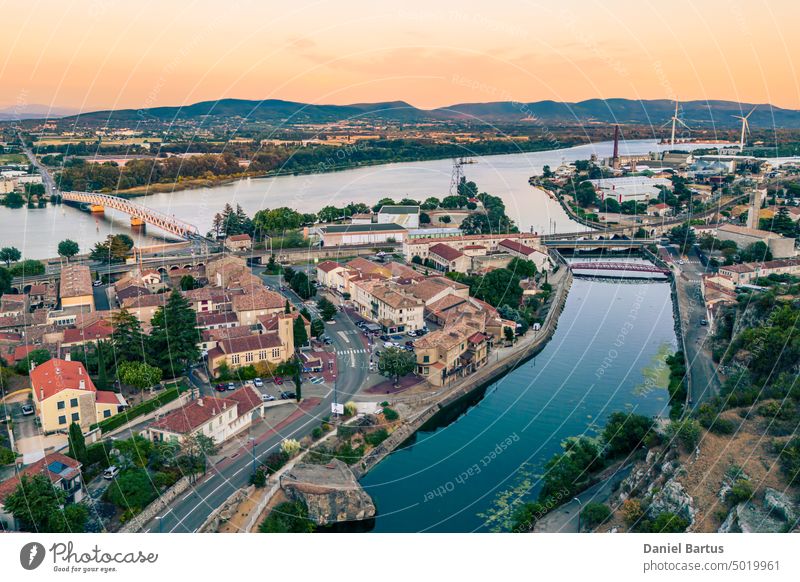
[336,348,371,355]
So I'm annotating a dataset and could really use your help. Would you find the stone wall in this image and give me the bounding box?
[118,475,192,533]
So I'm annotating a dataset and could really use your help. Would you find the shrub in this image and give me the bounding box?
[249,468,267,488]
[263,451,290,475]
[648,512,689,533]
[622,499,644,527]
[365,428,389,447]
[103,468,157,511]
[280,438,301,458]
[383,407,399,421]
[581,502,612,529]
[727,479,754,505]
[311,427,323,440]
[337,425,357,439]
[0,446,17,465]
[602,412,655,457]
[258,501,314,533]
[666,418,701,451]
[343,401,357,417]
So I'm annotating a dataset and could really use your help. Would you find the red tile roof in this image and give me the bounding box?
[95,390,125,405]
[30,358,96,400]
[149,396,235,434]
[224,386,262,418]
[227,234,251,242]
[317,260,344,273]
[62,321,114,345]
[499,238,537,256]
[428,243,464,262]
[219,333,283,354]
[0,452,82,503]
[12,344,35,363]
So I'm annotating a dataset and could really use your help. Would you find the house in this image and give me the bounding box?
[647,202,672,217]
[349,213,374,224]
[377,205,420,228]
[403,232,541,262]
[0,452,84,531]
[313,223,407,246]
[231,288,286,326]
[350,279,425,333]
[715,224,796,259]
[498,239,552,272]
[61,319,114,348]
[315,261,346,289]
[146,387,264,444]
[121,293,168,325]
[29,358,127,434]
[414,322,489,387]
[184,286,235,314]
[206,255,250,288]
[718,258,800,285]
[399,276,470,306]
[207,331,291,375]
[59,265,95,313]
[196,310,239,330]
[426,243,471,273]
[224,233,253,251]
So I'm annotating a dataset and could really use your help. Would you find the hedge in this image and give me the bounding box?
[91,382,189,433]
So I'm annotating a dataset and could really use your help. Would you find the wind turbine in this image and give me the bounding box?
[733,106,757,151]
[661,101,689,147]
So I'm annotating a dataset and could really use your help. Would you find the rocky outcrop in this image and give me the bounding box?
[763,488,796,523]
[648,478,696,524]
[718,501,785,533]
[281,459,375,525]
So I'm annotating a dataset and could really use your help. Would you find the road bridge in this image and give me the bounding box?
[569,261,670,275]
[61,191,201,239]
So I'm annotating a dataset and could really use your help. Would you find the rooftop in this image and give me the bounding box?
[428,243,464,262]
[30,358,96,400]
[59,265,93,299]
[320,223,407,234]
[149,396,236,434]
[378,205,420,215]
[0,452,82,503]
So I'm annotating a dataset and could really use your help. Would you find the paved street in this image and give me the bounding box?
[663,245,721,407]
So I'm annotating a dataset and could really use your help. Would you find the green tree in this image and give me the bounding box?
[104,468,157,511]
[649,512,689,533]
[507,257,537,278]
[310,318,325,338]
[289,271,315,300]
[9,259,44,277]
[179,433,219,482]
[284,299,291,314]
[111,308,146,362]
[67,422,88,465]
[118,360,163,392]
[4,474,89,532]
[293,315,309,349]
[317,297,337,321]
[668,222,696,255]
[258,500,315,533]
[57,239,80,261]
[148,291,200,376]
[15,348,52,375]
[179,275,197,290]
[0,267,11,296]
[0,246,21,267]
[581,502,612,529]
[95,340,110,390]
[602,412,655,457]
[378,347,416,386]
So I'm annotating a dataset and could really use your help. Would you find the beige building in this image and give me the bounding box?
[206,256,250,288]
[121,293,168,325]
[426,243,472,273]
[498,239,552,272]
[146,387,264,444]
[232,288,286,326]
[224,233,253,251]
[30,358,126,433]
[207,332,290,375]
[314,223,407,246]
[414,322,489,387]
[404,232,542,262]
[351,279,425,333]
[715,224,796,259]
[59,265,95,312]
[718,258,800,285]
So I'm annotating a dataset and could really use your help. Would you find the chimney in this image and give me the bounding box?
[197,398,204,407]
[30,361,36,372]
[65,352,71,361]
[79,379,85,390]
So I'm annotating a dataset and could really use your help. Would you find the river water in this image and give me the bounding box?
[359,277,676,532]
[2,139,717,259]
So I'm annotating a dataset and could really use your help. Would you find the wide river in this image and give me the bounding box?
[3,139,719,259]
[360,276,676,532]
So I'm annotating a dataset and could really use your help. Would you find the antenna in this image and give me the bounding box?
[733,106,757,151]
[661,100,689,147]
[449,158,464,195]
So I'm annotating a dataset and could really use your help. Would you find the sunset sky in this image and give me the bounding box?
[1,0,798,112]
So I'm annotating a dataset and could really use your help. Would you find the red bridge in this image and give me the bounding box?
[569,262,670,275]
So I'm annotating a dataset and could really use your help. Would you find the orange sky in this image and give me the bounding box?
[2,0,799,112]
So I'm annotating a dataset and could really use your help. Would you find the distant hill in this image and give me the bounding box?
[0,103,79,121]
[39,98,800,128]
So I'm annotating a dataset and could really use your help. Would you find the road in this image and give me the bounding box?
[141,271,370,533]
[19,138,59,196]
[664,245,721,407]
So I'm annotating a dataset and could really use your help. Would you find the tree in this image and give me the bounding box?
[574,182,597,208]
[293,315,308,349]
[118,360,163,392]
[57,239,80,261]
[439,215,452,224]
[507,257,537,278]
[104,468,157,511]
[67,422,88,465]
[292,362,302,402]
[317,297,337,321]
[581,502,612,529]
[179,275,197,290]
[0,267,11,296]
[649,512,689,533]
[111,308,146,362]
[378,347,415,386]
[112,434,154,469]
[258,500,315,533]
[469,268,522,308]
[504,327,515,343]
[284,299,291,314]
[0,246,21,267]
[8,259,44,277]
[602,412,655,457]
[289,271,315,300]
[668,222,696,255]
[4,474,88,532]
[148,290,200,376]
[15,348,52,375]
[95,340,110,390]
[179,433,219,482]
[310,318,325,338]
[89,234,133,263]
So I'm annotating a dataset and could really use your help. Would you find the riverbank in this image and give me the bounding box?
[352,263,574,481]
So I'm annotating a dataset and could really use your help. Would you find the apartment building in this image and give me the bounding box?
[350,279,425,333]
[414,322,489,387]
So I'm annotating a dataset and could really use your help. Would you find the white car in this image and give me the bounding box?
[21,404,34,416]
[254,377,264,387]
[102,466,120,480]
[261,394,276,402]
[678,260,685,265]
[406,330,417,337]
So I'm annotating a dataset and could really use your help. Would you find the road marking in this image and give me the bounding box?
[336,331,350,344]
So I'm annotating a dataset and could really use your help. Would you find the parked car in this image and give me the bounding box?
[384,341,395,348]
[405,340,415,347]
[92,279,103,287]
[261,394,276,402]
[390,334,404,341]
[406,330,417,337]
[273,377,284,385]
[214,384,227,393]
[310,376,325,384]
[102,466,120,480]
[280,391,297,400]
[254,377,264,387]
[323,338,332,345]
[700,318,708,326]
[21,404,34,416]
[227,382,236,391]
[379,334,390,341]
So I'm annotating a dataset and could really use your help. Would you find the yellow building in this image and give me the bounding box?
[59,265,95,312]
[30,357,127,433]
[414,322,489,387]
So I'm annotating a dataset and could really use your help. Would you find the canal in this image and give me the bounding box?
[359,276,677,532]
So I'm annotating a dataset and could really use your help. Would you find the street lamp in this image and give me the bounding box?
[155,515,164,533]
[573,497,583,533]
[249,437,257,475]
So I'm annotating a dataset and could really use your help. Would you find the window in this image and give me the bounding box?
[57,401,65,410]
[70,398,78,407]
[245,351,254,363]
[272,348,281,359]
[258,350,267,360]
[71,412,80,422]
[231,354,240,364]
[58,415,66,425]
[103,409,111,418]
[423,355,430,363]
